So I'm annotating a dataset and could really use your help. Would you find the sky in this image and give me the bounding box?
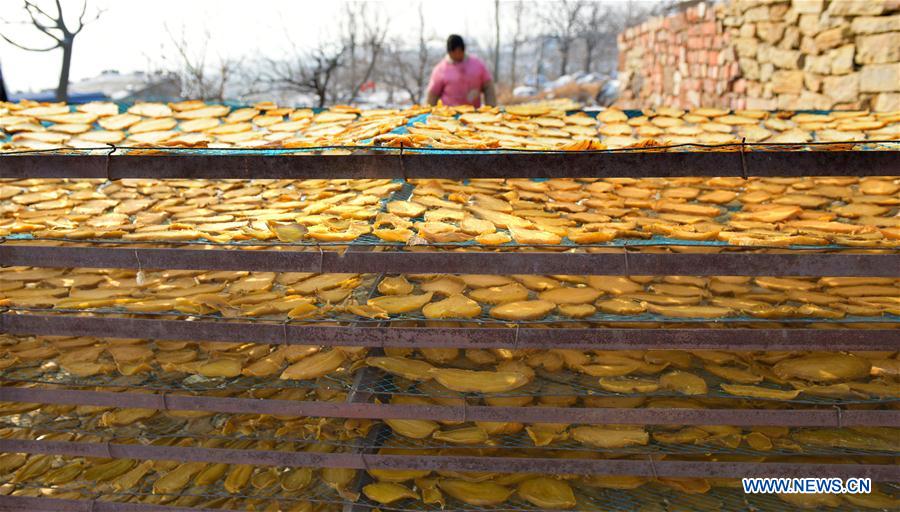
[0,0,510,93]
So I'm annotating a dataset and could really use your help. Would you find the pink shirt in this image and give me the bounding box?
[427,55,493,107]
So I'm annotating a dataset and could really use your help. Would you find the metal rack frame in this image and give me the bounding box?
[3,488,900,512]
[1,438,897,480]
[1,243,895,277]
[2,146,899,510]
[1,146,897,179]
[0,497,227,512]
[1,387,897,428]
[3,314,897,351]
[3,145,898,276]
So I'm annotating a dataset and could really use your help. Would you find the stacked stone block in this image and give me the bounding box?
[618,0,900,111]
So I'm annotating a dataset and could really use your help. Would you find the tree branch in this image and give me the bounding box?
[19,1,63,41]
[0,32,59,51]
[52,0,69,35]
[74,1,104,35]
[22,0,57,25]
[76,0,87,28]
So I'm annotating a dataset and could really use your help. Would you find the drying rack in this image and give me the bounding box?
[1,140,899,511]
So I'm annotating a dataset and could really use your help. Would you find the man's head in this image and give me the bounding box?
[447,34,465,63]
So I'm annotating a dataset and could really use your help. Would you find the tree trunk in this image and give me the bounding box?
[536,37,545,83]
[415,0,427,103]
[510,42,518,88]
[0,64,7,102]
[493,0,500,83]
[416,55,426,104]
[348,43,381,104]
[583,42,594,74]
[559,41,569,77]
[57,37,74,102]
[510,2,524,89]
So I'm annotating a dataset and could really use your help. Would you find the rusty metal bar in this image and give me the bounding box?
[2,387,896,427]
[0,496,233,512]
[343,316,384,512]
[1,439,896,480]
[342,363,383,512]
[323,248,899,277]
[2,314,897,351]
[1,150,898,179]
[0,244,896,276]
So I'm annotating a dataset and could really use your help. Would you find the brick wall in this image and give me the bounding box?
[617,0,900,111]
[617,3,741,108]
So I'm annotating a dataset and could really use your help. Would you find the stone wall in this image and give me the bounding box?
[617,0,900,111]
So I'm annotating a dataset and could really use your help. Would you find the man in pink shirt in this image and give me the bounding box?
[426,35,497,107]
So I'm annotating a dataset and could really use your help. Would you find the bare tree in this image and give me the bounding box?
[508,1,527,88]
[534,34,548,86]
[579,2,605,74]
[587,0,661,75]
[0,0,103,101]
[335,1,387,104]
[256,41,346,108]
[540,0,583,77]
[381,1,433,104]
[250,1,385,108]
[164,25,243,101]
[342,3,359,96]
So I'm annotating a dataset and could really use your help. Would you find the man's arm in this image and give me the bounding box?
[425,62,444,106]
[482,79,497,106]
